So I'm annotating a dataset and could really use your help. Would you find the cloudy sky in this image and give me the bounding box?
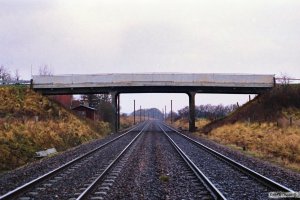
[1,0,300,113]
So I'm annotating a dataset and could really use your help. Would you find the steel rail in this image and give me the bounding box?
[161,122,295,193]
[0,122,145,200]
[76,121,150,200]
[157,123,226,200]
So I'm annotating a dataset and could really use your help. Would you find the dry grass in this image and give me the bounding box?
[198,85,300,172]
[0,86,110,171]
[171,118,189,130]
[208,122,300,171]
[171,118,210,130]
[171,116,300,172]
[120,115,135,129]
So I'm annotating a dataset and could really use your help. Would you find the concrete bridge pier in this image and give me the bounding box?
[188,92,196,132]
[117,94,120,131]
[110,91,120,133]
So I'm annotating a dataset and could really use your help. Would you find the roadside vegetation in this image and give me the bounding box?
[172,118,210,131]
[0,86,110,172]
[208,122,300,171]
[171,84,300,172]
[120,114,135,129]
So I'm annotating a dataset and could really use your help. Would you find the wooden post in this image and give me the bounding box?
[134,100,136,125]
[164,105,166,121]
[140,105,141,122]
[171,100,173,124]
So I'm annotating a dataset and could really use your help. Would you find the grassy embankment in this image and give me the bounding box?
[173,85,300,172]
[0,86,110,172]
[120,115,135,130]
[120,115,154,130]
[172,118,210,130]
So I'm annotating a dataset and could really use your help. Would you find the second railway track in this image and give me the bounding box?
[0,122,149,200]
[160,121,295,200]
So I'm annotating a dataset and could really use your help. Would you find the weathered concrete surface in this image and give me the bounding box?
[32,73,274,94]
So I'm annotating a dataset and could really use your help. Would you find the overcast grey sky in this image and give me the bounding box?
[1,0,300,113]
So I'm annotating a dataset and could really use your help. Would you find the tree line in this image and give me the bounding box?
[177,104,238,120]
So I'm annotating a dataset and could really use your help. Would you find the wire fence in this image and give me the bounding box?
[0,80,31,85]
[275,78,300,85]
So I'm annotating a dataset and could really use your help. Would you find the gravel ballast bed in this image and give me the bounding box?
[168,131,270,200]
[24,131,139,199]
[0,124,143,196]
[181,131,300,192]
[107,123,214,199]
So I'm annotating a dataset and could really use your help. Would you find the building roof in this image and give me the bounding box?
[71,105,96,110]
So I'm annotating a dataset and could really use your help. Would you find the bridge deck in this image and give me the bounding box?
[32,73,274,94]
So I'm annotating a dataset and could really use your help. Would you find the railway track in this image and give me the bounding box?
[159,121,295,200]
[76,121,223,199]
[93,121,225,199]
[156,122,226,200]
[1,120,296,199]
[0,122,149,200]
[75,122,150,200]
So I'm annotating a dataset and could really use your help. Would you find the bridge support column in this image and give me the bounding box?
[188,92,196,132]
[110,91,120,133]
[117,94,120,131]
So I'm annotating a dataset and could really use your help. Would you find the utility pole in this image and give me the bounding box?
[134,100,136,124]
[164,105,166,121]
[140,105,141,122]
[171,100,173,124]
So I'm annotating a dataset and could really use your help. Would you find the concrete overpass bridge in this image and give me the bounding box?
[32,73,275,132]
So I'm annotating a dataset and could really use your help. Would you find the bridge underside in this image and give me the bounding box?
[35,85,271,133]
[33,85,271,95]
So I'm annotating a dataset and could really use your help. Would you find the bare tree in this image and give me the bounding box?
[38,65,53,76]
[14,69,21,81]
[278,72,291,85]
[0,65,11,83]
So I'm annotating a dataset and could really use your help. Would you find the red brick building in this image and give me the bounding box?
[50,95,73,108]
